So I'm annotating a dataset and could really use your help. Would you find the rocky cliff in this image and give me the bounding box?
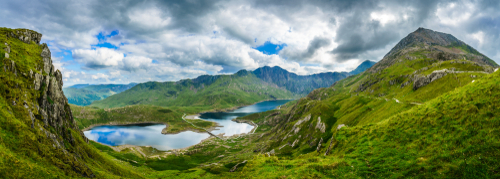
[1,28,95,177]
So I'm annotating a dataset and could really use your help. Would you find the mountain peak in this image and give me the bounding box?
[384,27,462,58]
[369,28,498,73]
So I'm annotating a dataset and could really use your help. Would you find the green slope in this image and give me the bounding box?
[63,83,137,106]
[90,71,298,110]
[153,28,499,178]
[225,66,500,178]
[0,28,142,178]
[207,28,500,178]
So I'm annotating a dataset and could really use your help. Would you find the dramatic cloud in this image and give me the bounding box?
[1,0,499,86]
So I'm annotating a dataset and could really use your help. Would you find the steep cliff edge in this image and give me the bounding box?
[0,28,140,178]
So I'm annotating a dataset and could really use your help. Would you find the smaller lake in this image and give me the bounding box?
[84,100,291,150]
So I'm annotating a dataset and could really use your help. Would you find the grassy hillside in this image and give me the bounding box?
[90,62,377,110]
[91,71,298,110]
[0,27,144,178]
[101,68,499,178]
[223,66,500,178]
[63,83,136,106]
[71,104,219,133]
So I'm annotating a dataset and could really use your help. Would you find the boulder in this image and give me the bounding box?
[337,124,347,130]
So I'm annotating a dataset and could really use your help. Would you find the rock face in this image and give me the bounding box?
[315,117,326,133]
[6,29,43,44]
[1,28,92,177]
[412,69,449,90]
[291,114,311,134]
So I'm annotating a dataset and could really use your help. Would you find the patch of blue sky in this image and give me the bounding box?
[93,30,120,49]
[254,41,287,55]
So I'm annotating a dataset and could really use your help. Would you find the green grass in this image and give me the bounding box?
[90,72,298,110]
[0,28,145,178]
[71,104,219,134]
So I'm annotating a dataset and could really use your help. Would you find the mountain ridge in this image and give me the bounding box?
[90,61,375,109]
[63,83,137,106]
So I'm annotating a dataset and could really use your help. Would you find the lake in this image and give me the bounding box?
[83,100,291,150]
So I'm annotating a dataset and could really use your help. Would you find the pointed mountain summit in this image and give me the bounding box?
[369,27,498,73]
[349,60,376,75]
[336,27,499,100]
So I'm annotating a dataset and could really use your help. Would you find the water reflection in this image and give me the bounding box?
[84,124,210,151]
[84,100,291,150]
[199,100,291,136]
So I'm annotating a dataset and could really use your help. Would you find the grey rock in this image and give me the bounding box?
[291,114,311,134]
[229,160,247,172]
[324,136,335,156]
[413,69,449,90]
[337,124,347,130]
[4,53,8,59]
[34,73,43,90]
[291,139,299,147]
[41,44,52,74]
[8,29,43,44]
[315,117,326,133]
[4,42,10,53]
[316,137,323,152]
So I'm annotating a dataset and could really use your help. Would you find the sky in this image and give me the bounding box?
[1,0,499,87]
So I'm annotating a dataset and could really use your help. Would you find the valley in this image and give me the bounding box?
[63,83,137,106]
[1,26,499,178]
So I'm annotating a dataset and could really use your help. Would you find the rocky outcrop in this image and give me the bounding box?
[229,160,247,172]
[413,69,448,90]
[6,29,43,44]
[316,137,323,152]
[291,114,311,134]
[337,124,347,130]
[41,44,53,74]
[315,117,326,133]
[2,28,92,176]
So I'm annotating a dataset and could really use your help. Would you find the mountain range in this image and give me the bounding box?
[63,83,137,106]
[89,61,374,109]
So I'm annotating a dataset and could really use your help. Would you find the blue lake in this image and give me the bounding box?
[83,100,291,150]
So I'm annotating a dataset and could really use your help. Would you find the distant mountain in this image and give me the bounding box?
[252,66,350,95]
[90,62,374,109]
[63,83,137,106]
[68,84,90,89]
[349,60,376,75]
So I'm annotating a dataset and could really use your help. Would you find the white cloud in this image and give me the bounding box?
[2,0,499,87]
[72,48,124,69]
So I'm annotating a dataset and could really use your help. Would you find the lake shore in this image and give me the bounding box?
[83,99,292,152]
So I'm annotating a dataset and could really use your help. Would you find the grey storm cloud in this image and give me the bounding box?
[280,37,332,61]
[1,0,500,86]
